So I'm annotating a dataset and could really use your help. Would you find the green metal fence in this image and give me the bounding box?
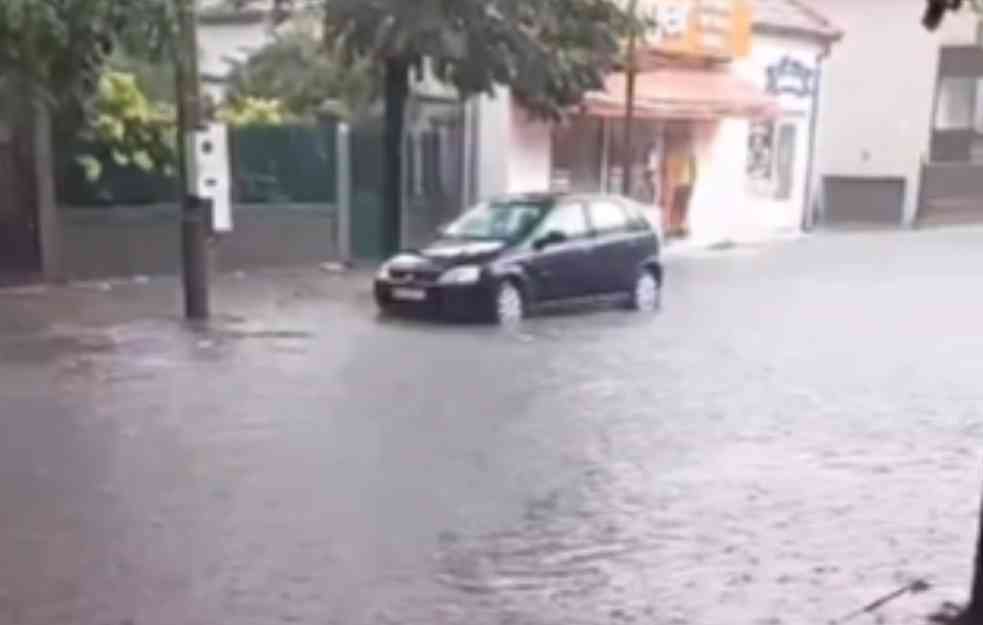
[230,123,337,205]
[350,120,388,260]
[57,122,339,208]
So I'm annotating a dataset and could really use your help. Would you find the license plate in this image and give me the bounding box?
[392,287,427,302]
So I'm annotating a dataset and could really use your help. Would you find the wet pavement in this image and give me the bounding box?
[1,229,982,625]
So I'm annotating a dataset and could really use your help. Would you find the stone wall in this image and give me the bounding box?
[60,204,337,281]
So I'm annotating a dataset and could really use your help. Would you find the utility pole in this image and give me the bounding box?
[622,0,640,198]
[174,0,211,320]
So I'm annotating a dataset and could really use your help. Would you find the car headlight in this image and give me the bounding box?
[438,265,482,285]
[376,262,392,280]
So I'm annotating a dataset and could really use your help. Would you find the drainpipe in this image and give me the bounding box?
[802,41,832,232]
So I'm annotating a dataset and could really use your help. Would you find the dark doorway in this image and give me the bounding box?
[0,126,40,284]
[821,176,905,228]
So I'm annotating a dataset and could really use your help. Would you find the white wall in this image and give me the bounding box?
[507,102,553,194]
[474,90,553,200]
[734,33,824,239]
[815,0,978,223]
[688,119,750,245]
[475,89,511,199]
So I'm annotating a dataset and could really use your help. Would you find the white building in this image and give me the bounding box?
[814,1,983,227]
[197,1,275,101]
[734,0,841,240]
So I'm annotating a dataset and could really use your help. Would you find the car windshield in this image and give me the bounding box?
[442,200,550,242]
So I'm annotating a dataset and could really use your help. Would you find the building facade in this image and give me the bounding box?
[814,1,983,227]
[734,0,840,240]
[471,0,839,247]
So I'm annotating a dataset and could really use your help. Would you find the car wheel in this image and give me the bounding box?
[375,294,394,317]
[493,280,525,325]
[629,268,661,312]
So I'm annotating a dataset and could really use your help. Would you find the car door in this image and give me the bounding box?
[524,201,593,301]
[586,198,645,293]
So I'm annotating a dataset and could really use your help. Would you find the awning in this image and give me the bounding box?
[582,68,780,121]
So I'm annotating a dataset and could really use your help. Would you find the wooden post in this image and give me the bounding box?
[622,0,640,198]
[32,94,62,283]
[174,0,211,319]
[383,58,409,256]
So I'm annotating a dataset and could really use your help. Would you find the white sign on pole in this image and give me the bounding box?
[185,122,233,233]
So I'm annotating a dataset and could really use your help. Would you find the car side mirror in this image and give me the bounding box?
[534,230,567,251]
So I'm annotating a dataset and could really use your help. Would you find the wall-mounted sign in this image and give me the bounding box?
[645,2,690,44]
[766,56,815,98]
[634,0,752,61]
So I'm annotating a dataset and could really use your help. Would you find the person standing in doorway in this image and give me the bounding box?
[666,145,696,237]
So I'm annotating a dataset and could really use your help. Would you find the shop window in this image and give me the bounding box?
[606,118,664,203]
[748,120,797,201]
[748,121,774,181]
[775,124,797,201]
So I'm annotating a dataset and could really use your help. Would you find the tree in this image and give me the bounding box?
[0,0,174,281]
[311,0,631,255]
[922,0,980,29]
[225,25,379,121]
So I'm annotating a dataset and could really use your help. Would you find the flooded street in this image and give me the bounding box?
[1,229,982,625]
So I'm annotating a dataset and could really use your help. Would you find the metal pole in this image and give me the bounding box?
[600,118,611,192]
[336,122,352,264]
[175,0,211,320]
[622,0,640,198]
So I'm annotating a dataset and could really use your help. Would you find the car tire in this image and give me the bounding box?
[629,268,661,312]
[375,294,395,317]
[492,279,525,325]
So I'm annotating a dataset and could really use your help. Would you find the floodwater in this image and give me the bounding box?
[1,228,981,625]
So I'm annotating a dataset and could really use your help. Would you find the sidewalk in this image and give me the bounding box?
[0,265,373,340]
[0,231,805,339]
[662,229,806,258]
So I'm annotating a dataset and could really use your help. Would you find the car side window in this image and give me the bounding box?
[588,200,632,235]
[621,200,653,231]
[536,202,589,240]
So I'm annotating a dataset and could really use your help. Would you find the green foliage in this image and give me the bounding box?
[315,0,632,120]
[78,71,176,181]
[0,0,173,105]
[108,48,177,104]
[225,25,379,121]
[217,96,287,125]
